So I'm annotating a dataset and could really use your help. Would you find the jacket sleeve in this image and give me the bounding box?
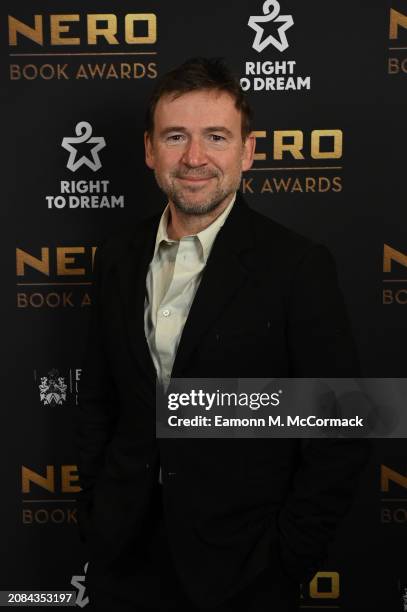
[74,239,119,542]
[278,244,371,583]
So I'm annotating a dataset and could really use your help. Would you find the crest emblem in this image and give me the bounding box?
[39,369,67,406]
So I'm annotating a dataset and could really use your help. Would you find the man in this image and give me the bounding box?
[76,58,369,612]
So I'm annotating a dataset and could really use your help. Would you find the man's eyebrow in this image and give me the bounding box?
[159,127,187,136]
[204,126,234,137]
[158,126,234,138]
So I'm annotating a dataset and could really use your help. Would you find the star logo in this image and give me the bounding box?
[62,121,106,172]
[71,562,89,608]
[248,0,294,53]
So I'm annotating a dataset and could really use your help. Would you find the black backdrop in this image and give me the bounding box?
[3,1,407,609]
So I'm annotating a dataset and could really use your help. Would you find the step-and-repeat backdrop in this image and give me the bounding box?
[3,1,407,609]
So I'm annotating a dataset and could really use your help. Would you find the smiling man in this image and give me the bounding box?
[76,58,369,612]
[144,87,255,226]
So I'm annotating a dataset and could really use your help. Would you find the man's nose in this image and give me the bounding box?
[181,137,207,167]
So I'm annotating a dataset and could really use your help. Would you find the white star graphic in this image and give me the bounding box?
[62,121,106,172]
[248,0,294,53]
[71,562,89,608]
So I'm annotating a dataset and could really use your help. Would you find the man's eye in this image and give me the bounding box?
[209,134,226,142]
[166,134,185,142]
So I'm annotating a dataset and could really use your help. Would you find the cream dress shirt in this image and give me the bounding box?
[144,193,236,483]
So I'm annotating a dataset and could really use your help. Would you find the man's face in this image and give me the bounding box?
[144,89,255,215]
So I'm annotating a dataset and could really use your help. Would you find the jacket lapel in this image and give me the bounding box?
[171,194,255,377]
[116,215,160,384]
[115,194,255,383]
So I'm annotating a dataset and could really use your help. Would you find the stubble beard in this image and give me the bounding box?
[154,169,241,216]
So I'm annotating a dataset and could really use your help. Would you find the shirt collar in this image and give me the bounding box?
[153,193,236,263]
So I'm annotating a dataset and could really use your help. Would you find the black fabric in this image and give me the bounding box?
[75,192,370,609]
[85,508,300,611]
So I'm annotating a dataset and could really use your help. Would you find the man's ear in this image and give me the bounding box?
[241,132,256,172]
[144,131,155,169]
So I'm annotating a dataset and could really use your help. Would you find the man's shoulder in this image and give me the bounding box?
[240,201,340,304]
[242,200,319,266]
[95,210,162,264]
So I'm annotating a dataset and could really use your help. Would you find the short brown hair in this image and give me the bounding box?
[145,57,253,141]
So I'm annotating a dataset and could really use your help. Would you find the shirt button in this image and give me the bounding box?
[162,309,171,317]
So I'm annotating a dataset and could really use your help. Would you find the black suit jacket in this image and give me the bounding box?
[75,192,369,608]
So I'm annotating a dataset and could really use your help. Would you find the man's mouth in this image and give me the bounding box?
[179,177,210,182]
[176,175,216,183]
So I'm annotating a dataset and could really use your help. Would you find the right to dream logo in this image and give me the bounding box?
[248,0,294,53]
[241,0,312,92]
[45,121,125,210]
[62,122,106,173]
